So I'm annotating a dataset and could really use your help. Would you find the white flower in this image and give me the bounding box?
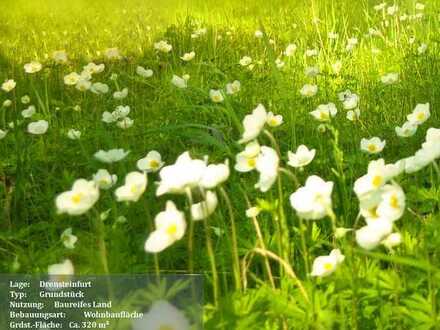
[75,79,91,92]
[154,40,173,53]
[255,30,264,38]
[93,169,117,190]
[90,82,109,94]
[226,80,241,95]
[404,149,431,171]
[376,184,406,222]
[112,105,130,119]
[2,99,12,107]
[387,5,398,15]
[238,104,268,144]
[156,152,207,196]
[347,109,361,121]
[266,112,283,127]
[21,105,36,118]
[305,66,320,77]
[407,103,430,125]
[209,89,224,103]
[287,145,316,168]
[360,137,386,154]
[255,146,279,192]
[113,88,128,100]
[300,84,318,98]
[311,249,345,277]
[239,56,252,66]
[395,122,417,137]
[382,232,402,249]
[64,72,80,86]
[17,96,26,104]
[171,75,187,89]
[24,61,42,73]
[56,179,99,216]
[200,160,230,189]
[48,259,75,277]
[27,120,49,135]
[374,3,386,11]
[310,103,337,122]
[425,127,440,144]
[418,43,428,55]
[290,175,333,220]
[52,50,68,64]
[235,141,261,172]
[331,60,343,74]
[284,43,297,56]
[94,149,129,163]
[354,159,393,198]
[102,111,117,123]
[246,206,261,218]
[328,32,339,39]
[136,66,153,78]
[104,48,122,60]
[117,117,134,129]
[415,3,425,10]
[1,79,16,92]
[83,62,105,75]
[355,224,390,250]
[115,172,147,202]
[144,202,186,253]
[305,49,319,57]
[342,93,359,110]
[67,129,81,140]
[0,129,8,140]
[190,191,218,220]
[180,51,195,61]
[137,151,165,173]
[132,300,190,330]
[61,228,78,249]
[381,73,399,85]
[275,58,285,69]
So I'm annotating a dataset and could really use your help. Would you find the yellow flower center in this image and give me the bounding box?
[369,207,379,219]
[269,118,278,126]
[417,112,425,121]
[324,262,333,271]
[130,185,138,194]
[149,159,159,169]
[319,111,329,120]
[367,144,377,153]
[166,224,177,235]
[71,193,83,204]
[390,195,399,209]
[247,157,256,168]
[372,175,383,188]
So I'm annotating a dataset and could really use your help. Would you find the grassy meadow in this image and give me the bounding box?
[1,0,440,328]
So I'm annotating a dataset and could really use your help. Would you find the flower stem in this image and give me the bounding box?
[202,216,220,306]
[186,189,195,274]
[219,186,242,291]
[93,213,114,300]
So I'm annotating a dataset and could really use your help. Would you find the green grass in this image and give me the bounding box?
[1,0,440,328]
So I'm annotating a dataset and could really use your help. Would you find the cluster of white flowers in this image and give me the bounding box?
[395,103,430,138]
[64,62,107,93]
[354,159,405,250]
[102,105,133,129]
